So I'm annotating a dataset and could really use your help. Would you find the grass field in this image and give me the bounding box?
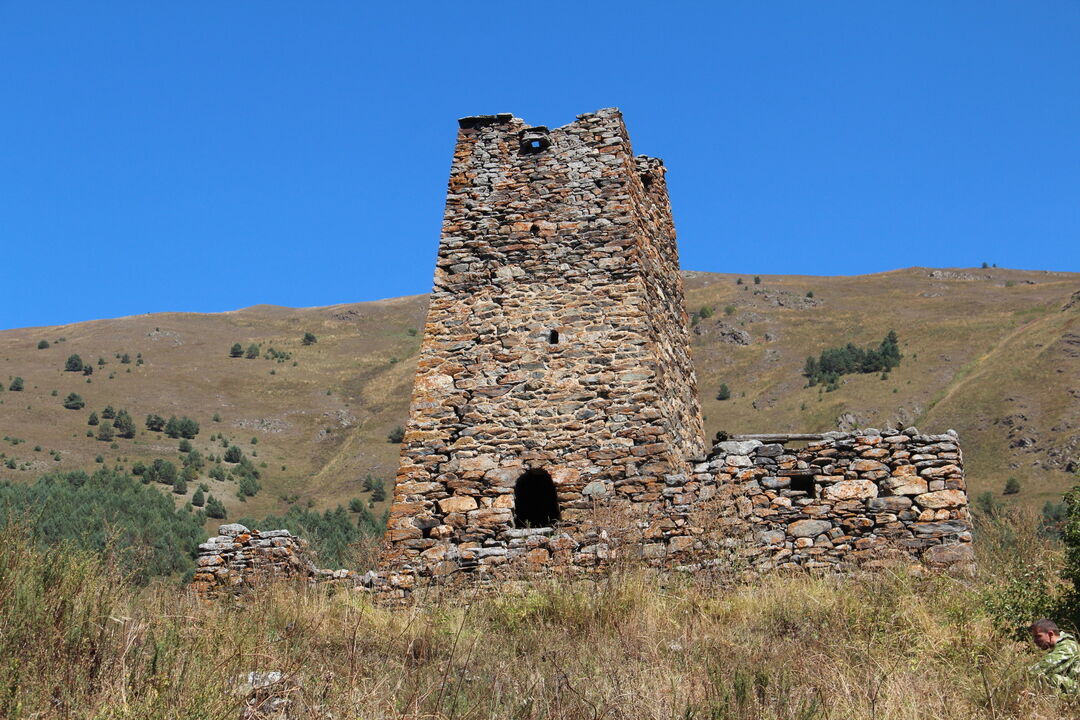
[0,509,1076,719]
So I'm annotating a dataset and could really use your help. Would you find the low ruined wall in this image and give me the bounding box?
[192,524,358,598]
[696,428,974,574]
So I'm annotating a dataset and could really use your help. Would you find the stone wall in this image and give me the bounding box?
[192,524,357,598]
[381,108,706,582]
[691,428,974,573]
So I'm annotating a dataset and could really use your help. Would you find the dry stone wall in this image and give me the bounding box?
[691,428,974,573]
[381,108,706,583]
[192,524,358,598]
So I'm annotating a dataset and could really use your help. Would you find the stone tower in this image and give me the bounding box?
[381,108,707,582]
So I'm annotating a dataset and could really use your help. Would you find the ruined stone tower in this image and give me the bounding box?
[381,108,708,580]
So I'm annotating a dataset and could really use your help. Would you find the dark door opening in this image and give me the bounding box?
[513,469,560,528]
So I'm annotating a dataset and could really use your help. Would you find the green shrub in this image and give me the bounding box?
[223,445,243,463]
[62,393,85,410]
[237,505,383,566]
[1004,477,1021,495]
[9,377,23,392]
[387,425,405,444]
[37,339,49,349]
[205,495,226,519]
[64,354,83,372]
[803,330,902,387]
[229,342,243,358]
[716,384,731,401]
[302,332,318,346]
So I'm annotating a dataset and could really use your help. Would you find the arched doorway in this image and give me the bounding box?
[513,469,560,528]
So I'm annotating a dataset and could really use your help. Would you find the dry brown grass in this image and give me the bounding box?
[2,516,1079,719]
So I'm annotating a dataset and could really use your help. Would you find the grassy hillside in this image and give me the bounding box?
[0,266,1076,529]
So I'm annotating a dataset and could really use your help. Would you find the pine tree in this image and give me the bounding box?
[192,487,206,507]
[206,495,227,519]
[113,410,136,439]
[96,423,114,442]
[88,411,99,426]
[9,377,23,392]
[229,343,243,358]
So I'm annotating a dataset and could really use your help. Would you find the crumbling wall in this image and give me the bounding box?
[693,428,974,574]
[192,524,358,598]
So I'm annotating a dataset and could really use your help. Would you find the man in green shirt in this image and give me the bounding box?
[1030,618,1080,694]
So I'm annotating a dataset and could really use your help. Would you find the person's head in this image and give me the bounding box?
[1030,619,1061,650]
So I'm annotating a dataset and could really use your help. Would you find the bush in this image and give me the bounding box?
[302,332,318,346]
[145,414,165,432]
[64,354,83,372]
[716,384,731,401]
[223,446,243,463]
[62,393,85,410]
[229,343,243,358]
[102,405,115,420]
[1004,477,1021,495]
[145,459,177,487]
[387,425,405,444]
[88,411,98,426]
[173,477,187,495]
[205,495,226,519]
[723,305,736,316]
[9,377,23,392]
[113,410,136,439]
[96,424,114,442]
[192,487,205,507]
[237,474,260,500]
[245,343,260,359]
[120,353,131,364]
[178,439,192,453]
[37,340,49,349]
[754,275,762,285]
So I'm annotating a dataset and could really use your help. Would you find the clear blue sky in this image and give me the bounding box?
[1,2,1077,330]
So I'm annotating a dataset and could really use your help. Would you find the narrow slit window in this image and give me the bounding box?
[514,469,560,528]
[548,330,559,344]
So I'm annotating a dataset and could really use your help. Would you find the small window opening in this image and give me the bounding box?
[530,224,541,236]
[640,173,653,189]
[548,330,559,344]
[789,475,815,496]
[514,469,560,528]
[519,127,551,155]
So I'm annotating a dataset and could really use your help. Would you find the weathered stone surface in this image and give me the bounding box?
[881,476,929,496]
[821,479,878,501]
[914,490,966,509]
[438,496,478,514]
[789,519,833,538]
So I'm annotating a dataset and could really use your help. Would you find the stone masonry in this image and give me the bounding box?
[380,108,708,585]
[689,429,975,574]
[192,524,357,598]
[375,108,974,592]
